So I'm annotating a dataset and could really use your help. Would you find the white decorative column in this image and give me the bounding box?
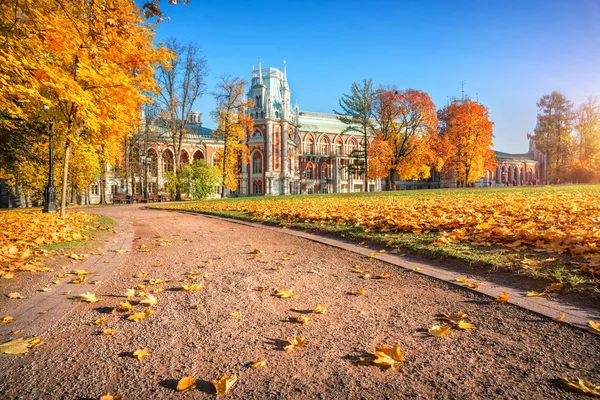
[157,151,163,191]
[282,122,289,195]
[265,121,273,195]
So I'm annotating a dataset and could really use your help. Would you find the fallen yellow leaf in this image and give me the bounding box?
[378,273,392,279]
[456,277,470,283]
[0,336,42,354]
[182,282,205,292]
[100,393,123,400]
[293,316,310,325]
[275,288,295,298]
[442,311,467,325]
[589,321,600,333]
[70,276,88,284]
[351,288,366,296]
[73,269,92,275]
[284,335,306,352]
[556,313,565,322]
[116,300,133,312]
[124,288,135,298]
[79,292,100,303]
[251,359,266,368]
[101,329,116,335]
[212,373,237,394]
[140,294,158,307]
[428,325,452,337]
[7,293,24,299]
[496,292,509,303]
[372,344,404,369]
[456,321,476,330]
[93,317,108,325]
[313,304,327,314]
[127,313,147,322]
[0,316,15,324]
[132,349,149,361]
[176,376,196,391]
[411,267,423,272]
[367,252,378,258]
[560,377,600,396]
[527,291,545,297]
[229,311,241,317]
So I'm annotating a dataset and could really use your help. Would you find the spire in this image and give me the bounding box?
[258,56,263,85]
[283,59,287,85]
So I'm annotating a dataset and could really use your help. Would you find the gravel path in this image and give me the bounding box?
[0,204,599,399]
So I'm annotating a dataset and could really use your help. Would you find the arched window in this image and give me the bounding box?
[162,150,174,173]
[193,150,204,162]
[321,164,328,180]
[335,137,343,155]
[347,140,355,155]
[306,164,314,180]
[305,136,314,155]
[252,152,262,174]
[320,137,330,155]
[180,150,189,165]
[147,148,158,177]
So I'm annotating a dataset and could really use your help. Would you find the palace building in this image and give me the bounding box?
[89,61,546,204]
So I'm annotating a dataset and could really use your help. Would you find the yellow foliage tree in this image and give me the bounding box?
[211,76,253,196]
[0,0,168,215]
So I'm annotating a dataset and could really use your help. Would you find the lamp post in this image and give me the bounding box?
[43,106,57,213]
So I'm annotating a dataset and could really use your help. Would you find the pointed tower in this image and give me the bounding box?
[248,57,267,119]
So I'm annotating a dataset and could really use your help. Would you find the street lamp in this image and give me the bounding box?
[42,105,57,213]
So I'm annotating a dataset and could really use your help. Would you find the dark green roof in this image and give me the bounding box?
[494,151,535,161]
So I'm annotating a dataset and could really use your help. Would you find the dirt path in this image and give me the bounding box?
[0,205,599,399]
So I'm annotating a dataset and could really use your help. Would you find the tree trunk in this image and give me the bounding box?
[99,156,106,204]
[388,169,396,190]
[364,134,369,193]
[60,142,71,218]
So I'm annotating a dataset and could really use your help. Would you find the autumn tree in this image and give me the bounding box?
[336,79,377,192]
[211,76,253,197]
[439,99,495,187]
[571,97,600,182]
[532,91,575,182]
[155,38,207,199]
[374,88,440,189]
[0,0,167,216]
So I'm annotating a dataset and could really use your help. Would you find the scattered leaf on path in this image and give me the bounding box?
[93,317,108,325]
[527,291,545,297]
[589,321,600,333]
[251,360,266,368]
[132,349,149,361]
[0,336,42,354]
[560,377,600,396]
[556,313,565,322]
[1,316,15,324]
[428,325,452,337]
[229,311,241,317]
[7,293,24,299]
[79,292,100,303]
[456,321,476,330]
[284,335,306,352]
[275,288,295,298]
[212,373,237,394]
[496,293,509,303]
[372,344,404,369]
[101,329,116,335]
[313,304,327,314]
[176,376,196,392]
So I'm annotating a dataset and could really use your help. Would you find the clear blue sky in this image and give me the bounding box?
[152,0,600,154]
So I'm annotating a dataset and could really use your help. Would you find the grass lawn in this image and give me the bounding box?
[154,185,600,292]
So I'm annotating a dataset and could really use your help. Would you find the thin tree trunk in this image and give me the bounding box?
[99,157,106,204]
[60,142,71,218]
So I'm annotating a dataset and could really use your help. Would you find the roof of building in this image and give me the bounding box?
[298,111,363,135]
[494,151,535,161]
[144,122,214,142]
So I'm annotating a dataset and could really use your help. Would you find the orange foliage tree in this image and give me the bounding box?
[374,88,441,189]
[0,0,167,215]
[438,99,496,187]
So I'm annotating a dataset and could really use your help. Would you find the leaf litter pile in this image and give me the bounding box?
[159,186,600,281]
[0,210,100,279]
[0,206,599,399]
